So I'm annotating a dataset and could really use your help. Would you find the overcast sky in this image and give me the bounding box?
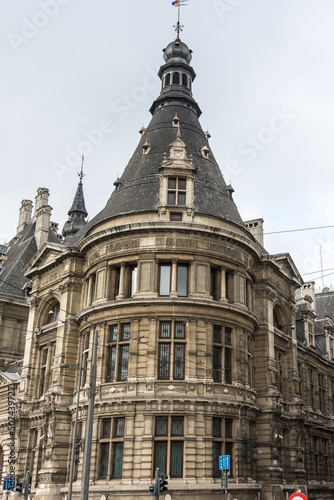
[1,0,334,289]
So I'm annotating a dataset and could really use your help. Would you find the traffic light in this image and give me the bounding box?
[159,473,168,493]
[148,484,155,495]
[16,480,24,494]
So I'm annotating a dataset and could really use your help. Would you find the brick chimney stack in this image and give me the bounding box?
[17,199,33,234]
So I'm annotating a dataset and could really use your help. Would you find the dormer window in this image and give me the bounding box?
[201,146,210,159]
[168,177,186,205]
[142,142,151,155]
[173,116,180,127]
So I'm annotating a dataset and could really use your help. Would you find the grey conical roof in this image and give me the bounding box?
[68,37,244,246]
[68,180,88,218]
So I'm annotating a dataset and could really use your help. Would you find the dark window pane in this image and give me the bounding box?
[168,178,176,189]
[170,213,182,221]
[225,442,233,476]
[122,324,131,340]
[165,73,171,86]
[213,346,221,382]
[99,443,109,478]
[177,265,188,296]
[212,418,221,437]
[172,417,183,436]
[174,344,185,380]
[178,178,186,190]
[182,73,188,87]
[115,267,120,297]
[159,344,170,379]
[168,192,176,205]
[102,419,111,438]
[114,418,125,438]
[173,72,180,84]
[225,327,232,345]
[213,325,221,343]
[160,265,171,296]
[212,442,221,477]
[178,192,186,205]
[155,442,167,475]
[170,442,183,477]
[119,345,129,381]
[225,419,233,438]
[160,321,171,339]
[106,346,116,382]
[156,417,168,436]
[112,442,123,478]
[225,349,232,384]
[175,322,185,339]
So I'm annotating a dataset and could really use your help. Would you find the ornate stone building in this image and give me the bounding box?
[1,32,334,500]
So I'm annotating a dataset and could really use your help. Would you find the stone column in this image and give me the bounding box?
[170,259,178,297]
[220,267,227,302]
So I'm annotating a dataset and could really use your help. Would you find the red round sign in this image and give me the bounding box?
[288,493,308,500]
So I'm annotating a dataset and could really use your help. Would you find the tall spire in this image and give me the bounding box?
[62,155,88,244]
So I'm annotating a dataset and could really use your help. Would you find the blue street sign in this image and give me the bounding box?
[3,477,15,491]
[219,455,230,470]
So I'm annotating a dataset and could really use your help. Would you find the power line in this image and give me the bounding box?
[264,224,334,235]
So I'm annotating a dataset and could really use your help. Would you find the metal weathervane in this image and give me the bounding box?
[172,0,188,38]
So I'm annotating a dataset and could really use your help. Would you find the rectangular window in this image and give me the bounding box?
[158,321,186,380]
[212,441,221,477]
[98,417,125,479]
[172,416,183,436]
[106,323,130,382]
[119,345,129,381]
[167,177,186,206]
[177,264,188,296]
[154,441,167,475]
[170,212,182,221]
[156,417,168,436]
[212,417,234,478]
[170,442,183,477]
[159,264,171,296]
[213,325,233,384]
[160,321,171,339]
[112,443,124,477]
[154,416,184,478]
[159,344,170,379]
[210,267,220,300]
[99,443,110,478]
[174,344,185,380]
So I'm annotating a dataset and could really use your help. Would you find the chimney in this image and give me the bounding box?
[244,218,264,246]
[33,187,50,219]
[17,200,33,234]
[34,188,52,250]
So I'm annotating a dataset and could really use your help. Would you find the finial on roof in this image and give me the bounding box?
[78,154,85,183]
[173,1,188,38]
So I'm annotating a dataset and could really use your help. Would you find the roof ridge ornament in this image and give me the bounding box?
[172,0,188,39]
[78,154,85,183]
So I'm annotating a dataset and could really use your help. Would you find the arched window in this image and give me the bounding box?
[165,73,171,86]
[182,73,188,87]
[40,300,60,326]
[47,302,60,323]
[173,72,180,85]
